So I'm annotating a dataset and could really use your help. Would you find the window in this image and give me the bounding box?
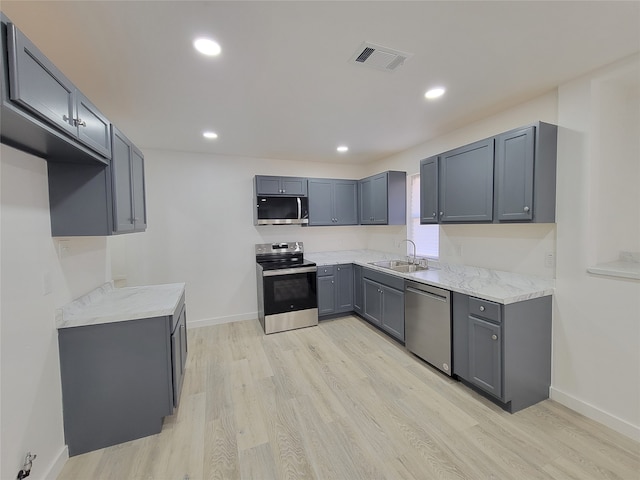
[407,173,439,258]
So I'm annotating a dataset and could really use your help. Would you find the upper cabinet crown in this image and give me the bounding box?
[1,17,112,163]
[255,175,308,196]
[420,122,557,224]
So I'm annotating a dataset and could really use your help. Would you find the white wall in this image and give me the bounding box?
[552,54,640,440]
[368,90,559,278]
[0,145,112,479]
[110,151,370,327]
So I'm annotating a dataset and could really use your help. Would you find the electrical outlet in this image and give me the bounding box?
[544,252,555,268]
[58,240,70,258]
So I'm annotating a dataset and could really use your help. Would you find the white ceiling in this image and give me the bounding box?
[2,1,639,164]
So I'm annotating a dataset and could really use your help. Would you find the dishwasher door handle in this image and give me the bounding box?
[406,286,448,302]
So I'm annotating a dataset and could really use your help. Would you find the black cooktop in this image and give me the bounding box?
[258,255,316,271]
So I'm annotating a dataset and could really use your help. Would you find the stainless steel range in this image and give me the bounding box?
[255,242,318,334]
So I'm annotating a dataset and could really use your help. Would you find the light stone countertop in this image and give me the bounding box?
[56,282,186,329]
[305,250,554,305]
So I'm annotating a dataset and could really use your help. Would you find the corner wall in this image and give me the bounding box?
[0,145,111,479]
[552,54,640,440]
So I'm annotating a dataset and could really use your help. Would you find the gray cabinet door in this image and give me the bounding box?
[353,265,363,315]
[439,139,494,222]
[112,128,135,233]
[281,177,307,196]
[308,179,334,225]
[335,264,354,313]
[381,285,404,341]
[371,173,388,224]
[359,177,374,224]
[333,180,358,225]
[255,176,282,195]
[131,146,147,231]
[75,91,112,159]
[468,316,502,398]
[7,23,76,137]
[420,156,439,224]
[317,275,336,316]
[256,176,307,196]
[362,278,382,325]
[495,126,535,221]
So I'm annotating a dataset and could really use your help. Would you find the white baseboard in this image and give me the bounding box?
[187,311,257,329]
[45,445,68,480]
[550,386,640,442]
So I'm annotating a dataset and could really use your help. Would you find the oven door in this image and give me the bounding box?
[262,266,317,316]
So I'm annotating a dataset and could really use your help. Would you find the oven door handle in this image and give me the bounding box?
[263,266,317,276]
[297,197,302,220]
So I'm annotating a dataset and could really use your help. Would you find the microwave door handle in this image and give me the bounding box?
[297,197,301,220]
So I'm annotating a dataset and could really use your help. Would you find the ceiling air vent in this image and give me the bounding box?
[349,42,413,72]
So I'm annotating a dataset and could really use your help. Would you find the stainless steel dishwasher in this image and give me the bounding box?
[405,281,452,375]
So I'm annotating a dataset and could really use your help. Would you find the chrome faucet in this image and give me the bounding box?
[399,239,417,265]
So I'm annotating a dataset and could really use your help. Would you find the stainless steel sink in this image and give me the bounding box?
[369,260,428,273]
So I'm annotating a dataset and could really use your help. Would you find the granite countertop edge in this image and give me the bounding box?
[56,282,186,329]
[305,250,555,305]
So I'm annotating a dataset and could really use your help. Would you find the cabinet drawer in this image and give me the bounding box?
[469,297,501,323]
[362,267,405,291]
[317,265,335,277]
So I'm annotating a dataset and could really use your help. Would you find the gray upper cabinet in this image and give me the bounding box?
[495,122,557,223]
[255,175,307,196]
[308,178,357,226]
[359,171,406,225]
[48,127,146,236]
[439,138,494,223]
[422,122,557,225]
[419,156,439,224]
[112,127,146,233]
[5,22,111,160]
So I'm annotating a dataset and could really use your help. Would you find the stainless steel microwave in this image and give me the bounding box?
[255,196,309,225]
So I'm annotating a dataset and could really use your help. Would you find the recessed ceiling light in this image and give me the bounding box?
[337,145,349,153]
[425,87,446,99]
[203,131,218,139]
[194,37,221,56]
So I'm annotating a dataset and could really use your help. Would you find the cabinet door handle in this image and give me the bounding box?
[75,118,87,127]
[63,114,71,123]
[439,212,444,216]
[491,334,498,340]
[432,212,436,218]
[331,281,334,284]
[479,305,485,312]
[523,206,530,212]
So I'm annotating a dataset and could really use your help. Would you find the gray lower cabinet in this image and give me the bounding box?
[362,268,405,341]
[317,264,353,317]
[359,171,407,225]
[308,178,358,225]
[255,175,307,196]
[439,138,494,223]
[452,292,551,413]
[419,155,439,224]
[5,20,111,159]
[58,296,187,456]
[48,127,146,236]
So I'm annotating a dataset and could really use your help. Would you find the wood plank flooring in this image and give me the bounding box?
[56,315,640,480]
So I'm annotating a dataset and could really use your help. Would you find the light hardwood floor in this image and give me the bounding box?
[57,315,640,480]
